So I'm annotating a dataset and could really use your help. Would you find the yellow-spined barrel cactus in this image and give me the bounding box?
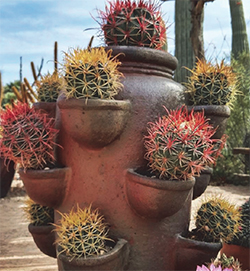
[0,102,59,171]
[99,0,167,49]
[37,72,64,102]
[195,197,241,243]
[24,198,54,226]
[63,47,123,100]
[54,204,113,260]
[144,105,226,181]
[185,59,238,107]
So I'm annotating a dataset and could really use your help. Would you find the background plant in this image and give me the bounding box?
[54,204,113,261]
[23,198,54,226]
[144,105,226,181]
[63,47,123,100]
[0,102,59,171]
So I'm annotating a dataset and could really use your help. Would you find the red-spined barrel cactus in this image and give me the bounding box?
[144,105,226,181]
[0,102,59,171]
[99,0,167,49]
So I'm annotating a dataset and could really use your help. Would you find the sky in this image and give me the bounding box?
[0,0,249,86]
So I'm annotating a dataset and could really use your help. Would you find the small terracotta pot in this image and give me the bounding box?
[19,167,71,208]
[57,239,129,271]
[187,105,230,139]
[28,223,56,258]
[220,243,250,270]
[125,168,195,219]
[193,167,213,200]
[33,102,57,119]
[57,97,131,149]
[174,233,222,271]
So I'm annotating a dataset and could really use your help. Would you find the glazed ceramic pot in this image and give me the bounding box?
[187,105,230,139]
[193,167,213,200]
[19,167,71,208]
[28,223,56,258]
[57,239,129,271]
[125,168,195,219]
[174,233,222,270]
[220,243,250,270]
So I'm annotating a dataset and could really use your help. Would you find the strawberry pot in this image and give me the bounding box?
[193,167,213,200]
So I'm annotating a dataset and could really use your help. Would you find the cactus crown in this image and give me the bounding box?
[229,198,250,248]
[144,105,226,181]
[195,196,241,243]
[185,59,238,107]
[23,198,54,226]
[54,204,113,261]
[62,47,123,100]
[99,0,166,49]
[37,72,64,102]
[0,102,59,171]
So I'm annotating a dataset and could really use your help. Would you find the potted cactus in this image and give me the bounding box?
[125,105,226,219]
[0,102,71,207]
[185,59,238,139]
[23,198,56,258]
[98,0,167,49]
[54,204,129,270]
[33,72,64,118]
[175,196,241,271]
[221,198,250,270]
[57,46,131,149]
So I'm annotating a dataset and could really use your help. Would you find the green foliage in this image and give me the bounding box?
[195,197,241,243]
[54,204,113,261]
[1,80,20,108]
[24,198,54,226]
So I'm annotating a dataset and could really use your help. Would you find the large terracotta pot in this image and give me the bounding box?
[220,243,250,270]
[188,105,230,139]
[33,102,57,118]
[174,234,222,270]
[19,167,71,208]
[53,46,203,270]
[28,223,56,258]
[193,167,213,200]
[57,239,129,271]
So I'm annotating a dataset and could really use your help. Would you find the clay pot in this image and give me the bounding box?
[57,239,129,271]
[220,243,250,270]
[174,233,222,270]
[193,167,213,200]
[125,168,195,219]
[28,223,56,258]
[57,97,131,149]
[0,158,15,198]
[187,105,230,139]
[33,102,57,118]
[19,167,71,208]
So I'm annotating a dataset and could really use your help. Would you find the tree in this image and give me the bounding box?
[1,80,20,108]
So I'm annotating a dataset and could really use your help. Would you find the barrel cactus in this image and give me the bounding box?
[62,47,123,100]
[195,196,241,243]
[144,105,226,181]
[98,0,167,49]
[185,59,238,107]
[54,204,113,260]
[23,198,54,226]
[0,102,59,171]
[37,72,64,102]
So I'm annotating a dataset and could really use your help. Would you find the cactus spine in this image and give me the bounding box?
[99,0,166,49]
[54,204,113,260]
[195,196,241,243]
[63,47,123,100]
[23,198,54,226]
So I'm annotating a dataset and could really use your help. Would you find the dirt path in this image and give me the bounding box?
[0,180,249,271]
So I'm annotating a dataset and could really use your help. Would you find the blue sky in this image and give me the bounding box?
[0,0,249,86]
